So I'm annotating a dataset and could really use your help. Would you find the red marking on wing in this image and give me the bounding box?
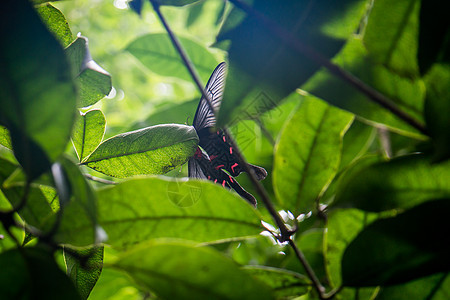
[215,164,225,170]
[207,176,211,180]
[231,163,239,173]
[222,180,226,187]
[228,175,234,183]
[229,147,233,154]
[214,179,217,183]
[210,155,218,160]
[194,147,202,159]
[223,136,226,142]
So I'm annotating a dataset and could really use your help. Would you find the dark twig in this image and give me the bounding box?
[149,1,327,297]
[227,0,428,136]
[148,0,292,240]
[288,239,326,299]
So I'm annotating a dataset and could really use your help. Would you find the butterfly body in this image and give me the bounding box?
[188,62,267,205]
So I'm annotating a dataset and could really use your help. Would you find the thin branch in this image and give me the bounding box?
[288,239,326,299]
[149,1,327,298]
[148,0,292,240]
[227,0,427,136]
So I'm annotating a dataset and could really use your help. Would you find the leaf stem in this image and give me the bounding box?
[227,0,428,136]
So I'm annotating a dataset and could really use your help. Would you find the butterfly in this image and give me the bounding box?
[188,62,267,205]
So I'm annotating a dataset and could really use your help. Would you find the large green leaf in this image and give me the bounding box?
[65,246,104,300]
[126,33,218,83]
[0,0,77,179]
[325,209,378,287]
[377,272,450,300]
[96,178,263,248]
[216,0,368,126]
[112,240,274,300]
[303,37,425,138]
[424,64,450,161]
[0,247,80,299]
[341,199,450,287]
[72,109,106,162]
[52,155,102,246]
[273,97,354,215]
[36,3,73,47]
[333,154,450,212]
[65,37,112,108]
[363,0,420,77]
[83,124,198,178]
[242,266,311,298]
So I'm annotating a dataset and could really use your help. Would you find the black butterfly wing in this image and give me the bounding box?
[189,62,265,205]
[192,62,227,131]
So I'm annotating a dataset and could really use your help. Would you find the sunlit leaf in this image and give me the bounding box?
[96,177,263,248]
[72,109,106,162]
[84,124,199,178]
[325,209,378,287]
[333,154,450,212]
[0,0,77,179]
[36,3,73,47]
[342,199,450,287]
[0,247,80,299]
[273,97,354,215]
[216,0,368,126]
[65,36,112,108]
[0,126,12,150]
[126,33,218,83]
[113,240,274,300]
[303,37,425,138]
[65,246,104,300]
[363,0,420,76]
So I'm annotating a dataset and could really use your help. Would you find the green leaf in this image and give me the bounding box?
[273,97,354,215]
[96,178,263,248]
[303,37,425,138]
[53,155,102,246]
[242,266,311,298]
[126,33,218,83]
[0,0,77,179]
[65,246,104,300]
[0,126,12,149]
[0,247,80,299]
[84,124,199,178]
[88,267,141,300]
[363,0,420,77]
[112,240,274,300]
[216,0,368,126]
[424,64,450,161]
[341,199,450,287]
[333,154,450,212]
[36,3,73,47]
[65,36,112,108]
[325,209,378,287]
[127,98,198,131]
[72,109,106,162]
[376,272,450,300]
